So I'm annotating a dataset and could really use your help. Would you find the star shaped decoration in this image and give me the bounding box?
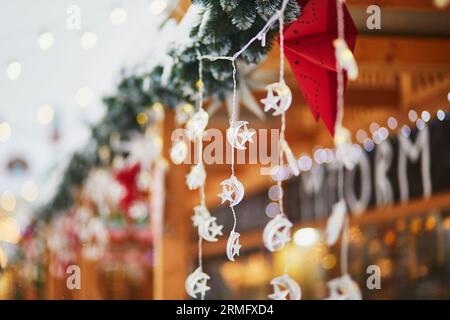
[218,187,234,204]
[232,242,241,257]
[238,127,255,145]
[268,285,290,300]
[261,89,281,113]
[272,228,291,248]
[194,278,211,300]
[208,217,224,237]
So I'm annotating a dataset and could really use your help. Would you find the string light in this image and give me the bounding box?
[0,122,12,142]
[21,180,39,202]
[387,116,398,130]
[408,110,418,122]
[437,109,446,121]
[149,0,167,15]
[0,191,16,212]
[37,104,54,125]
[421,111,431,123]
[356,129,367,143]
[110,7,128,25]
[6,61,22,80]
[298,155,312,171]
[75,86,94,107]
[80,31,97,50]
[38,32,54,51]
[294,228,320,247]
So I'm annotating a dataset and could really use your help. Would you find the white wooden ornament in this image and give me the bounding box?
[325,200,346,246]
[263,215,293,252]
[261,82,292,116]
[192,205,223,242]
[170,140,188,164]
[226,231,241,261]
[186,163,206,190]
[226,120,255,150]
[325,274,362,300]
[185,267,211,300]
[268,274,301,300]
[218,176,244,207]
[186,108,209,140]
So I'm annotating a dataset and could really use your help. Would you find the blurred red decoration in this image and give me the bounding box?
[284,0,357,136]
[115,163,141,214]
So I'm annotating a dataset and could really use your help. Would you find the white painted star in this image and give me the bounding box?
[268,285,289,300]
[261,89,280,113]
[238,128,255,145]
[218,187,234,204]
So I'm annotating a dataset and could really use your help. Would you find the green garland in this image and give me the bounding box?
[37,0,301,220]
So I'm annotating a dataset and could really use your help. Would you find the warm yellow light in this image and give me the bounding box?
[322,254,336,269]
[0,122,12,143]
[38,32,54,51]
[6,61,22,80]
[110,7,128,25]
[150,0,168,15]
[0,247,7,269]
[75,86,94,107]
[0,191,16,212]
[136,112,148,125]
[294,228,320,247]
[37,104,54,125]
[21,180,39,203]
[0,217,21,244]
[425,216,437,231]
[80,31,97,50]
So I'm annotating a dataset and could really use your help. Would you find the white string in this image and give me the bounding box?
[335,0,345,130]
[336,0,350,278]
[197,0,291,235]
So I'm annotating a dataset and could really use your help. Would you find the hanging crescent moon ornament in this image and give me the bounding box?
[170,140,188,165]
[218,176,244,207]
[326,200,347,246]
[325,274,362,300]
[263,215,293,252]
[186,108,209,140]
[268,274,301,300]
[185,267,211,300]
[192,205,223,242]
[227,121,255,150]
[226,231,241,261]
[261,82,292,116]
[186,163,206,190]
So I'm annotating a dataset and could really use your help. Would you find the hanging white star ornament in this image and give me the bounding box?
[170,140,188,165]
[192,205,223,242]
[261,82,292,116]
[218,176,245,207]
[186,163,206,190]
[334,39,359,81]
[185,267,211,300]
[186,108,209,140]
[227,121,255,150]
[268,274,301,300]
[263,215,293,252]
[325,274,362,300]
[326,200,347,246]
[226,231,241,261]
[335,126,360,170]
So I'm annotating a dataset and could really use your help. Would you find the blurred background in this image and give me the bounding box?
[0,0,449,300]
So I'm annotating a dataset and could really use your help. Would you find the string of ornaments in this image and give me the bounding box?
[324,0,361,300]
[261,0,302,301]
[176,0,363,300]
